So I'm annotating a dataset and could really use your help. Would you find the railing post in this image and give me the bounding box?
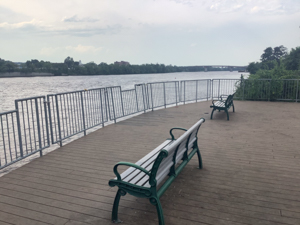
[35,98,42,157]
[47,96,54,144]
[184,81,186,104]
[196,80,198,102]
[150,83,154,111]
[218,79,220,100]
[206,80,209,101]
[296,80,299,103]
[110,88,117,123]
[15,101,24,158]
[44,98,50,146]
[175,82,178,106]
[268,80,271,101]
[100,90,105,127]
[211,79,214,100]
[163,83,166,108]
[54,95,62,147]
[134,85,139,112]
[80,91,87,135]
[120,88,125,116]
[142,85,146,113]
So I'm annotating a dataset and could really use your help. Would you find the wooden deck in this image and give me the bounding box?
[0,101,300,225]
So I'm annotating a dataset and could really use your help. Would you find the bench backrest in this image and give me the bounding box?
[225,93,235,107]
[149,118,205,186]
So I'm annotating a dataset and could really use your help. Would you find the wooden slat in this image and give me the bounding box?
[0,101,300,225]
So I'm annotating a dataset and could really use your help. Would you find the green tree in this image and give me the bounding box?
[284,47,300,70]
[64,56,74,69]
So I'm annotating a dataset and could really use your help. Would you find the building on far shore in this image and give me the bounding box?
[114,61,130,66]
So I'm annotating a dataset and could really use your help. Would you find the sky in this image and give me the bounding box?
[0,0,299,66]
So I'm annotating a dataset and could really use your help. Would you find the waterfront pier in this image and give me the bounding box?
[0,100,299,225]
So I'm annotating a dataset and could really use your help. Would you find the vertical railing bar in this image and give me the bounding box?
[134,86,139,113]
[100,90,105,127]
[196,80,198,102]
[39,98,45,147]
[55,95,62,146]
[66,94,72,136]
[296,80,299,103]
[184,81,186,104]
[30,100,37,151]
[25,100,33,153]
[59,95,65,139]
[163,83,166,108]
[94,90,100,125]
[150,84,154,111]
[0,116,7,164]
[75,93,81,132]
[218,79,220,99]
[43,97,50,147]
[62,94,68,137]
[110,88,117,123]
[175,82,178,106]
[69,93,75,135]
[71,93,77,133]
[11,113,18,158]
[6,114,13,162]
[47,96,54,144]
[35,98,42,156]
[86,91,92,128]
[80,91,87,136]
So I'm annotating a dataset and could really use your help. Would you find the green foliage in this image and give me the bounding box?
[284,47,300,70]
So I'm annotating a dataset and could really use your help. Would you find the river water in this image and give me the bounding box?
[0,71,247,112]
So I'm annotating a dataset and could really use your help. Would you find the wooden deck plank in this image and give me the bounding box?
[0,101,300,225]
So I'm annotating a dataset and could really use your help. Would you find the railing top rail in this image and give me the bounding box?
[47,90,84,96]
[0,110,17,115]
[147,81,179,85]
[180,79,211,82]
[212,79,241,81]
[122,89,135,92]
[15,95,46,101]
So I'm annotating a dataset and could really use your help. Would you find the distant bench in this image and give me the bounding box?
[210,93,235,120]
[108,118,205,225]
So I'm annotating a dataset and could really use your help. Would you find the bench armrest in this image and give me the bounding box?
[169,127,187,140]
[113,162,150,181]
[220,94,229,101]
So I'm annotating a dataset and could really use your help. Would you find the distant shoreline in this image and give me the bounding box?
[0,71,246,78]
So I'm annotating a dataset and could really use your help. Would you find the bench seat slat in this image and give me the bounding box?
[120,140,173,182]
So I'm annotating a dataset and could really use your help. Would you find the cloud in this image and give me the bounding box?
[65,45,102,53]
[0,19,42,30]
[62,15,99,23]
[40,47,60,56]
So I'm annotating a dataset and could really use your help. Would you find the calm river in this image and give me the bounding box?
[0,71,247,112]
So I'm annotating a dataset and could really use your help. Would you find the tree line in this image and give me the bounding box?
[246,45,300,79]
[235,45,300,101]
[0,56,241,76]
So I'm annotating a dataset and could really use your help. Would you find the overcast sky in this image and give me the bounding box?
[0,0,299,66]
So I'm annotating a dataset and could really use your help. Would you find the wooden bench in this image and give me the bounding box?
[210,93,235,120]
[108,118,205,225]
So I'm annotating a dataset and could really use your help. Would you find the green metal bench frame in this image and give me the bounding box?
[210,93,235,120]
[108,118,205,225]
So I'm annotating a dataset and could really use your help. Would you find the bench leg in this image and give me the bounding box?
[196,148,203,169]
[150,197,165,225]
[225,109,229,120]
[232,103,235,112]
[210,108,215,120]
[112,189,126,223]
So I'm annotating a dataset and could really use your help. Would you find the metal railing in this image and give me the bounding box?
[148,81,180,110]
[48,88,108,145]
[181,79,211,103]
[1,78,300,169]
